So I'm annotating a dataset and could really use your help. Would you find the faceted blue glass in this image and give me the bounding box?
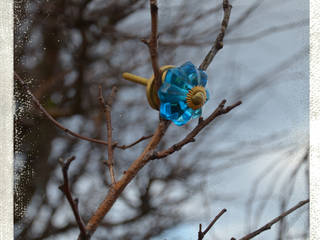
[158,62,210,126]
[165,68,193,90]
[173,108,193,126]
[205,89,210,101]
[200,71,208,86]
[192,108,202,119]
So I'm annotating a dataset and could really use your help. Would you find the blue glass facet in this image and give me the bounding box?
[180,61,201,86]
[158,61,210,126]
[192,108,202,119]
[205,89,210,101]
[200,71,208,86]
[173,108,193,126]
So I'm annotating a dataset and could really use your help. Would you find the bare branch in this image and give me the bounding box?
[232,199,309,240]
[152,100,242,160]
[146,0,161,92]
[84,119,171,238]
[114,134,154,150]
[58,156,88,239]
[198,209,227,240]
[98,86,118,185]
[82,101,239,239]
[15,72,109,146]
[199,0,232,71]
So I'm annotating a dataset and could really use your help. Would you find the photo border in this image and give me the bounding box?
[310,0,320,239]
[0,0,318,239]
[0,0,13,239]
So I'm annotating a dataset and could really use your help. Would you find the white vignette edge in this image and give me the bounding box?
[0,0,319,239]
[310,0,320,239]
[0,0,13,239]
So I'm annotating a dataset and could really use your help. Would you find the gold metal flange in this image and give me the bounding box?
[122,65,175,110]
[186,86,207,110]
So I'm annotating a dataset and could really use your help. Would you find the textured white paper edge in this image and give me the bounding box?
[0,0,13,239]
[310,0,320,239]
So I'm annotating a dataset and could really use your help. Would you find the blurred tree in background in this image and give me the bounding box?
[14,0,309,239]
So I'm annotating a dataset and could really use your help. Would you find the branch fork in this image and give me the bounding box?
[58,156,88,240]
[198,209,227,240]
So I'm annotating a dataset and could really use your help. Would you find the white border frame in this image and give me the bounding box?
[0,0,318,239]
[0,0,13,239]
[310,0,320,239]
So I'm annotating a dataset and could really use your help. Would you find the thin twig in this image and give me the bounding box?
[58,156,88,239]
[198,209,227,240]
[114,134,154,149]
[144,0,161,91]
[203,209,227,236]
[151,100,242,160]
[199,0,232,71]
[15,72,109,146]
[98,86,117,185]
[232,199,309,240]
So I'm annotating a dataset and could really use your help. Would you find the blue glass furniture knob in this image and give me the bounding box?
[158,62,209,126]
[122,62,209,126]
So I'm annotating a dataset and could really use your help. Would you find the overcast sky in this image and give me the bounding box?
[151,0,309,239]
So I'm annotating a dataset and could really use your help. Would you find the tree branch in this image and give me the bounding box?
[58,156,88,240]
[199,0,232,71]
[83,119,171,238]
[152,100,242,160]
[114,134,154,150]
[15,72,109,146]
[198,209,227,240]
[232,199,309,240]
[143,0,161,91]
[81,100,240,239]
[98,86,117,185]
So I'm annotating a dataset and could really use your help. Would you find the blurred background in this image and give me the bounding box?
[14,0,309,239]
